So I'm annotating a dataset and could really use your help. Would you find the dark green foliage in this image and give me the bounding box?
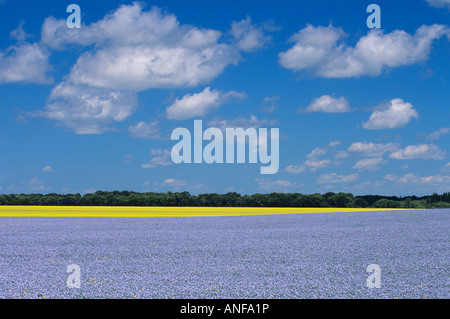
[0,191,448,208]
[354,197,369,208]
[432,202,450,208]
[372,198,401,208]
[327,193,355,208]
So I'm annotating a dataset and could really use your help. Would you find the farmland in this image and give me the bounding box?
[0,206,403,217]
[0,208,448,298]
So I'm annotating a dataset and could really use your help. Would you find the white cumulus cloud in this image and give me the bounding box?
[166,87,246,120]
[41,3,266,92]
[389,144,446,160]
[353,157,387,171]
[279,24,449,78]
[348,142,400,157]
[304,95,350,113]
[39,82,137,134]
[0,42,52,84]
[363,98,418,130]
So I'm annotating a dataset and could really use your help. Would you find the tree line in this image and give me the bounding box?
[0,191,449,208]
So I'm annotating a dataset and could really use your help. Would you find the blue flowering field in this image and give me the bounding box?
[0,209,448,299]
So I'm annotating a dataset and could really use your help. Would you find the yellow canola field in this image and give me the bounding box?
[0,206,406,217]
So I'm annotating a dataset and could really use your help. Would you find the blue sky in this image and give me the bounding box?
[0,0,449,196]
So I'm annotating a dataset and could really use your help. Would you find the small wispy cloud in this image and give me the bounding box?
[141,149,173,168]
[285,140,343,174]
[347,142,400,157]
[151,178,203,192]
[42,165,53,173]
[10,20,32,41]
[353,157,387,171]
[166,87,246,120]
[418,127,450,141]
[27,177,47,191]
[256,178,301,192]
[261,96,279,114]
[302,95,350,113]
[389,144,446,160]
[129,119,160,139]
[317,173,359,184]
[284,165,306,174]
[424,0,450,10]
[231,16,272,52]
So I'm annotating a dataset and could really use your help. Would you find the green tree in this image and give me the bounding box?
[327,193,355,208]
[354,197,369,208]
[372,199,401,208]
